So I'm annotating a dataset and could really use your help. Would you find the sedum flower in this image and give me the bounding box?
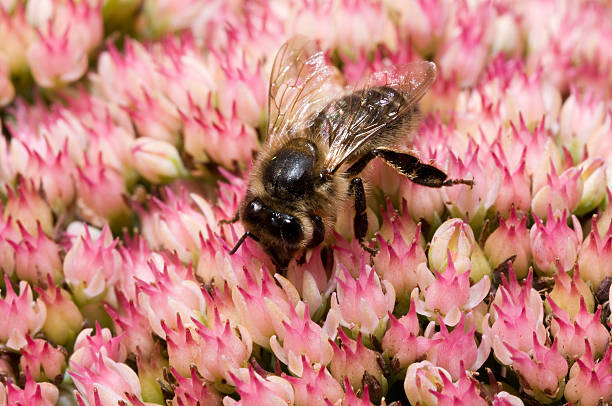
[529,207,583,276]
[0,276,47,350]
[575,158,607,215]
[487,268,547,365]
[76,154,131,228]
[224,367,294,406]
[549,297,609,361]
[169,366,222,406]
[577,216,612,290]
[0,5,35,76]
[506,334,568,403]
[70,322,127,369]
[35,275,83,346]
[283,356,343,406]
[382,300,435,370]
[387,0,448,55]
[0,53,14,107]
[329,265,395,339]
[105,292,154,356]
[412,258,490,327]
[428,218,475,276]
[375,218,426,305]
[426,315,490,380]
[131,137,187,184]
[19,336,67,382]
[270,302,334,377]
[329,330,385,396]
[71,352,143,406]
[564,342,612,406]
[531,166,583,218]
[484,208,531,279]
[4,369,59,406]
[492,392,525,406]
[403,360,452,406]
[429,368,488,406]
[547,264,595,318]
[3,180,53,237]
[10,221,62,286]
[63,224,122,305]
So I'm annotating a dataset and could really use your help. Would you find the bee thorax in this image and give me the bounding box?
[262,138,320,199]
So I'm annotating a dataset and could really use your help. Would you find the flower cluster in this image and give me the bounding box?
[1,0,612,405]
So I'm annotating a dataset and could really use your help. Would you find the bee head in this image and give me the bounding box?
[237,197,305,267]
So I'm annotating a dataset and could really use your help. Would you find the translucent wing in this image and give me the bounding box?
[266,36,343,145]
[323,61,437,173]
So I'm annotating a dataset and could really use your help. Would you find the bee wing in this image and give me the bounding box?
[323,61,437,173]
[266,36,344,145]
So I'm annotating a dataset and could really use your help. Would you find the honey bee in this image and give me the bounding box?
[223,36,472,269]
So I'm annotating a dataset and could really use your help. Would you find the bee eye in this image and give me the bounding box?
[280,217,303,245]
[247,199,263,213]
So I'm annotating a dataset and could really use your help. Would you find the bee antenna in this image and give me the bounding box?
[229,232,252,255]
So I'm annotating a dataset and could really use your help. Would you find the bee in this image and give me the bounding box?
[223,36,472,270]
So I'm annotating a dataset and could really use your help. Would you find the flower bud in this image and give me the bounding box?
[4,180,53,237]
[11,222,62,286]
[564,343,612,406]
[169,365,222,406]
[530,208,583,276]
[547,265,595,318]
[226,367,294,405]
[575,158,606,215]
[19,336,67,382]
[0,277,47,350]
[404,360,452,406]
[131,137,187,184]
[35,276,83,346]
[0,53,14,107]
[577,217,612,290]
[531,166,583,218]
[429,218,475,275]
[283,357,343,406]
[4,370,59,406]
[484,208,531,279]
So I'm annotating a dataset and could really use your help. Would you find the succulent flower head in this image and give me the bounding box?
[0,276,47,349]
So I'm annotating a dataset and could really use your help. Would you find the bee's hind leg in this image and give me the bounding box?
[349,178,379,260]
[373,148,474,188]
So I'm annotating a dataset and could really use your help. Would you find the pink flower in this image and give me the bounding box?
[564,342,612,406]
[428,218,475,275]
[131,137,187,183]
[270,302,334,376]
[26,23,88,87]
[426,315,490,380]
[575,157,607,215]
[4,369,59,406]
[329,330,384,395]
[71,352,142,406]
[76,154,131,227]
[34,276,83,346]
[105,292,154,356]
[63,224,122,305]
[491,151,531,217]
[382,301,435,369]
[487,268,547,365]
[430,368,488,406]
[168,366,222,406]
[484,208,531,279]
[283,357,344,406]
[0,6,35,76]
[136,261,207,339]
[137,188,216,263]
[224,367,294,406]
[0,53,14,106]
[0,276,47,349]
[549,297,609,360]
[19,336,67,382]
[403,360,452,406]
[70,322,127,369]
[10,221,62,286]
[577,215,612,289]
[547,264,595,318]
[329,265,395,338]
[531,166,583,218]
[388,0,448,55]
[506,334,568,403]
[3,180,53,237]
[529,207,583,275]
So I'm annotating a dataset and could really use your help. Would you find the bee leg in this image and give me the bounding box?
[373,148,474,187]
[219,209,240,225]
[349,178,378,257]
[346,151,376,177]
